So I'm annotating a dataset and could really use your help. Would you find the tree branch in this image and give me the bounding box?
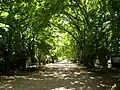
[49,22,80,44]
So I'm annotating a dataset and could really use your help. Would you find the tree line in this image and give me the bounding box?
[0,0,120,72]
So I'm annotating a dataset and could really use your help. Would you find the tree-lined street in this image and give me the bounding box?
[0,0,120,89]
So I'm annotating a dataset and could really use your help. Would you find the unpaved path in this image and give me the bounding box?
[0,61,117,90]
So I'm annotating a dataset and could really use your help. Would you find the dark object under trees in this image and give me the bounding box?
[111,56,120,68]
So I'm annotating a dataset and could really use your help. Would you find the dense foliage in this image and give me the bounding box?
[0,0,120,72]
[50,0,120,69]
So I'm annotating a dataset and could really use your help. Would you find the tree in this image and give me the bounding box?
[0,0,60,71]
[49,0,113,69]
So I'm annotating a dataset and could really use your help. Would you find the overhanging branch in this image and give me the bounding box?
[49,22,80,44]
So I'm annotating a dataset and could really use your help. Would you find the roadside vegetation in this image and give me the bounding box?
[0,0,120,89]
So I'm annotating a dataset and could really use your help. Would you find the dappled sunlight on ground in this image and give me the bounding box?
[0,61,117,90]
[51,87,76,90]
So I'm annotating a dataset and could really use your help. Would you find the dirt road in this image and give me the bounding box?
[0,61,116,90]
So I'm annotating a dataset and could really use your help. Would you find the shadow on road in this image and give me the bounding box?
[0,61,117,90]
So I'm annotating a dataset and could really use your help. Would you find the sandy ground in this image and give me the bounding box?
[0,60,117,90]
